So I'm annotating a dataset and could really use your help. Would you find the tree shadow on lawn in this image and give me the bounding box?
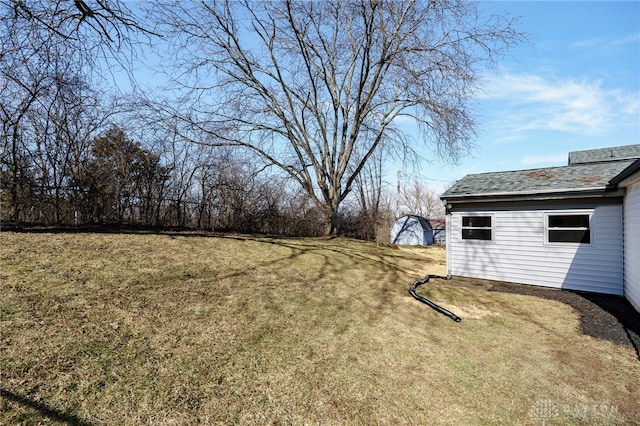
[0,388,94,426]
[7,226,420,312]
[487,281,640,360]
[11,229,636,347]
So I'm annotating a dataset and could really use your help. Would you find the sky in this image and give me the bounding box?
[399,1,640,195]
[118,1,639,197]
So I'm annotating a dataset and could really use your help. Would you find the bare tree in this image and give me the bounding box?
[347,147,386,240]
[1,0,155,57]
[0,0,157,226]
[398,180,445,219]
[153,0,521,235]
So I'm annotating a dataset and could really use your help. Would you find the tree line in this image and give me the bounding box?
[1,115,336,235]
[2,116,445,239]
[1,0,521,237]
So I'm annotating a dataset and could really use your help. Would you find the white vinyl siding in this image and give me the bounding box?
[447,205,623,295]
[623,182,640,310]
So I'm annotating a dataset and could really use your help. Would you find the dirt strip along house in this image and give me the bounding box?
[441,144,640,311]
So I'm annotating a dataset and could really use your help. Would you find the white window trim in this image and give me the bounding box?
[460,213,495,243]
[544,210,594,246]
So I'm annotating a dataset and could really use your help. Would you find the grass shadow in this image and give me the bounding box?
[0,388,94,426]
[5,226,428,280]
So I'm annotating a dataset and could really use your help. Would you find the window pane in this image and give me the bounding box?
[548,215,589,228]
[462,216,491,228]
[462,229,492,240]
[548,229,590,243]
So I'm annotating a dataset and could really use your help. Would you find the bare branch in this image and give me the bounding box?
[152,0,523,234]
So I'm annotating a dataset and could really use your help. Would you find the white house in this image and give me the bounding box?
[610,157,640,311]
[441,144,640,311]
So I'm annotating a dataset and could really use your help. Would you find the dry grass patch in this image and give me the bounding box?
[1,232,638,425]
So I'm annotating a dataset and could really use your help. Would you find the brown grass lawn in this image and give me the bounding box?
[1,231,638,425]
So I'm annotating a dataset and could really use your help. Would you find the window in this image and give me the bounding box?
[546,213,591,244]
[461,215,493,240]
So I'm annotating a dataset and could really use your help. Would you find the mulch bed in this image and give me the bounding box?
[487,281,640,359]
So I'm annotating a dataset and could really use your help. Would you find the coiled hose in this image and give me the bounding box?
[409,274,462,322]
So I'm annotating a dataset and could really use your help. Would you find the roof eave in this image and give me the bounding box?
[609,158,640,186]
[442,186,624,204]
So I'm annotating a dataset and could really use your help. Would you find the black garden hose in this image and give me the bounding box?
[409,274,462,322]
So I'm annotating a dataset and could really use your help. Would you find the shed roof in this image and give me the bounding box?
[442,144,640,201]
[569,144,640,165]
[394,214,432,230]
[442,160,635,198]
[610,158,640,186]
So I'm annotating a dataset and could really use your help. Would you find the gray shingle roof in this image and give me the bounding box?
[569,144,640,165]
[610,158,640,186]
[442,161,640,200]
[443,144,640,199]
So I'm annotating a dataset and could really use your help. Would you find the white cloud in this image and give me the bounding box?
[571,33,640,49]
[612,33,640,46]
[480,73,640,137]
[569,37,606,49]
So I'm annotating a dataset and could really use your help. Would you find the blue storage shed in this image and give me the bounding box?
[390,215,434,246]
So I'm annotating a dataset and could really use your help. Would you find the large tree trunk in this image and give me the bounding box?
[324,197,341,236]
[325,212,338,236]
